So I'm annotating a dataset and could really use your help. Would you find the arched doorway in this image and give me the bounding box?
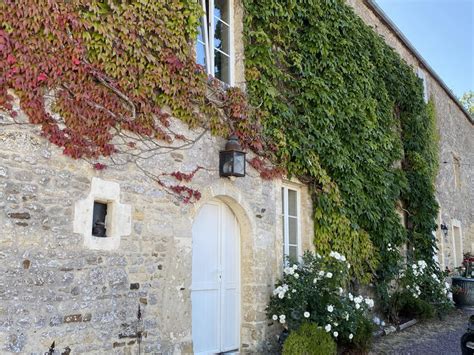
[191,199,240,354]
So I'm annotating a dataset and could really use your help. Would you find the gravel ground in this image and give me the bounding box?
[369,309,472,355]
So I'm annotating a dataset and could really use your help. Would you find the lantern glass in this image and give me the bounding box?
[219,151,246,177]
[233,153,245,175]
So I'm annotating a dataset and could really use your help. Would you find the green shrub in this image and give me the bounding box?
[283,323,336,355]
[399,292,435,320]
[352,316,374,352]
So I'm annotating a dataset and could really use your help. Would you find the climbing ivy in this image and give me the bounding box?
[243,0,440,301]
[0,0,268,201]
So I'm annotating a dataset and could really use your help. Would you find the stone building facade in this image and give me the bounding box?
[348,0,474,271]
[0,0,472,353]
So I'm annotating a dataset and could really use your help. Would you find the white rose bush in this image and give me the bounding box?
[267,251,375,348]
[388,258,452,322]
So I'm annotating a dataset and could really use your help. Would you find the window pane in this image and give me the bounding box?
[288,189,297,216]
[196,42,207,67]
[214,50,230,83]
[214,0,229,24]
[198,16,205,42]
[289,245,298,261]
[289,217,297,244]
[214,20,230,54]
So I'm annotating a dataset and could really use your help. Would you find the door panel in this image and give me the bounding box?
[192,201,240,354]
[192,203,220,353]
[221,204,239,351]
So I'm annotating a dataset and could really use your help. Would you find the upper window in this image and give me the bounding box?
[416,68,429,103]
[281,185,300,264]
[453,155,461,190]
[196,0,233,85]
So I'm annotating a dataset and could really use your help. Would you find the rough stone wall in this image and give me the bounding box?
[347,0,474,270]
[0,104,314,353]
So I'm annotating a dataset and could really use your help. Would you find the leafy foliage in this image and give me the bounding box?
[459,91,474,116]
[0,0,271,201]
[243,0,440,304]
[282,323,336,355]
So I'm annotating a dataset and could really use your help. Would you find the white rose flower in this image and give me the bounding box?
[325,272,333,279]
[365,298,374,308]
[279,314,286,320]
[349,293,354,301]
[325,324,331,332]
[412,264,417,269]
[347,263,351,269]
[292,264,298,270]
[344,313,349,321]
[280,318,286,324]
[272,315,278,320]
[338,287,344,295]
[381,321,386,326]
[388,243,392,247]
[349,333,354,340]
[333,331,339,337]
[319,271,325,277]
[355,303,360,310]
[313,277,319,284]
[304,311,310,318]
[294,273,299,279]
[278,292,285,299]
[334,322,338,327]
[327,305,334,313]
[292,289,296,293]
[341,255,346,261]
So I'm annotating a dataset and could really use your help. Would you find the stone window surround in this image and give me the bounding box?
[74,177,131,251]
[452,153,461,190]
[451,218,463,267]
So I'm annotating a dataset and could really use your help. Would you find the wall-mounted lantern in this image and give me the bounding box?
[440,223,449,238]
[219,135,246,177]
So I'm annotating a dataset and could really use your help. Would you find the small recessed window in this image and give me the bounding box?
[92,202,108,238]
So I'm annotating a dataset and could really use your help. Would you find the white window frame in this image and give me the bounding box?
[281,184,301,264]
[197,0,234,86]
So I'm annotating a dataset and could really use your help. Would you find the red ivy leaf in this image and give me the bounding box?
[6,54,16,65]
[37,73,48,82]
[93,163,107,170]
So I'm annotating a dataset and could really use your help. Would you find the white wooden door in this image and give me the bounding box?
[192,200,240,354]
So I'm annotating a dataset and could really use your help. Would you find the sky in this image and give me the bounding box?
[374,0,474,98]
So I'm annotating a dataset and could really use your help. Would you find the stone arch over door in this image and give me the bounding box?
[190,180,257,353]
